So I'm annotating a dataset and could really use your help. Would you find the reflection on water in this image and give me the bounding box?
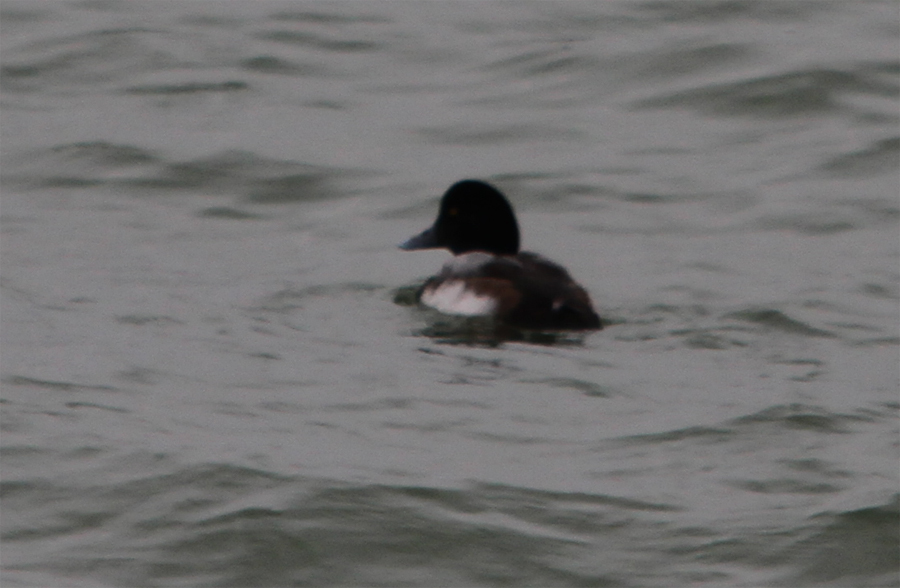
[1,1,897,587]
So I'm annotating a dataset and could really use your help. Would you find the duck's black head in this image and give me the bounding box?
[399,180,520,256]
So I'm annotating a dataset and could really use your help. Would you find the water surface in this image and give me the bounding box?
[1,1,898,586]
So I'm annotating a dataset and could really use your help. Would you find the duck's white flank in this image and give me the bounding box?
[421,280,497,316]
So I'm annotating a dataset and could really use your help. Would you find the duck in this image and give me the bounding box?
[399,179,602,330]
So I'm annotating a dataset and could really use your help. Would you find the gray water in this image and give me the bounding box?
[1,1,898,587]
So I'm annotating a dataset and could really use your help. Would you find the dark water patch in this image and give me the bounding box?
[8,475,670,586]
[729,404,873,434]
[614,426,734,447]
[255,30,380,53]
[771,357,826,382]
[626,304,738,344]
[269,10,391,25]
[845,280,900,303]
[37,176,104,188]
[381,419,468,435]
[160,515,318,587]
[392,284,420,307]
[481,47,602,79]
[211,401,264,419]
[774,358,822,367]
[852,336,900,347]
[7,147,268,192]
[0,473,146,542]
[855,59,900,96]
[466,46,606,109]
[1,463,288,542]
[398,485,486,514]
[47,141,158,167]
[724,309,835,337]
[786,369,825,383]
[0,445,46,460]
[63,401,129,414]
[433,353,522,387]
[302,98,349,110]
[115,367,160,386]
[244,172,334,203]
[490,171,569,183]
[0,5,53,24]
[621,191,667,204]
[611,403,880,449]
[2,508,118,543]
[633,66,897,118]
[196,206,263,220]
[612,305,712,342]
[776,495,900,586]
[177,14,244,28]
[847,197,900,221]
[0,63,43,84]
[254,283,383,314]
[473,5,635,36]
[621,191,699,204]
[473,482,682,514]
[666,530,804,572]
[618,188,758,210]
[459,354,520,376]
[257,401,309,415]
[402,304,498,344]
[123,150,277,192]
[820,136,900,177]
[412,315,591,348]
[857,402,900,420]
[3,142,158,188]
[115,314,184,327]
[239,55,325,76]
[95,150,367,200]
[322,397,415,413]
[525,377,614,398]
[74,0,135,12]
[752,211,865,234]
[102,463,289,505]
[0,27,181,92]
[2,375,118,393]
[545,182,614,199]
[0,478,56,503]
[675,329,742,350]
[621,42,754,80]
[781,458,852,478]
[637,0,832,23]
[66,445,107,460]
[1,146,146,190]
[247,351,280,361]
[462,430,557,446]
[414,124,586,145]
[15,455,890,587]
[241,488,576,586]
[825,321,883,334]
[209,481,670,586]
[123,80,249,95]
[726,478,842,495]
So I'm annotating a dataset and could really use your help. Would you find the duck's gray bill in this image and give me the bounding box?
[398,227,439,250]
